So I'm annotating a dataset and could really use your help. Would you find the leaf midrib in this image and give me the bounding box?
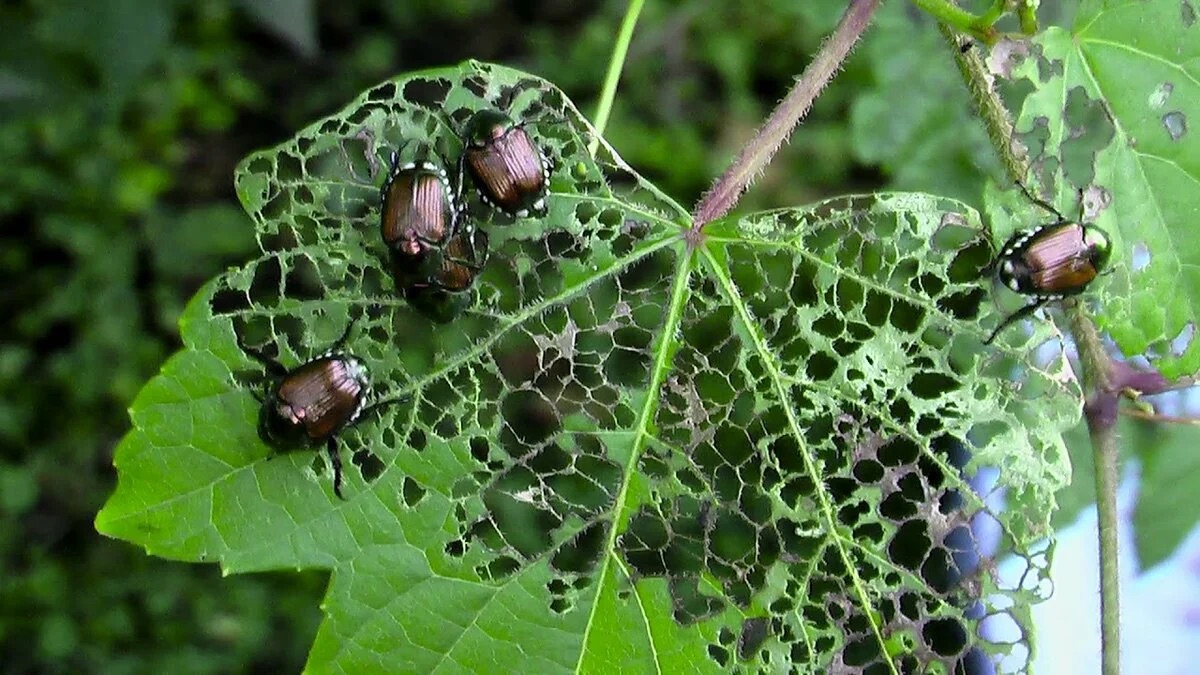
[575,236,693,675]
[698,242,900,675]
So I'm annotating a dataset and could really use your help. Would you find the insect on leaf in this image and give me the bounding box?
[97,61,1079,672]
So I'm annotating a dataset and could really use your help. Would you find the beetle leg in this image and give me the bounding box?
[380,147,402,207]
[257,408,274,444]
[360,392,411,420]
[454,151,467,207]
[980,253,1000,280]
[426,279,465,294]
[464,228,489,271]
[1015,180,1066,222]
[984,299,1050,345]
[236,332,289,377]
[327,437,346,500]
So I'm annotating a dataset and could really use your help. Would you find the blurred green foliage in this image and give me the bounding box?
[0,0,998,670]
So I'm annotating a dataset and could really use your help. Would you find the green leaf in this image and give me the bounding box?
[1133,421,1200,568]
[1000,4,1200,376]
[98,61,1077,671]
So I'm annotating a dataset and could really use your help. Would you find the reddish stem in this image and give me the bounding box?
[692,0,883,228]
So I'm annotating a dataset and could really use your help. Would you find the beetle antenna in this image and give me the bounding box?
[236,332,289,377]
[984,300,1049,345]
[979,252,999,280]
[1015,180,1066,222]
[330,317,359,353]
[454,152,468,206]
[327,438,346,500]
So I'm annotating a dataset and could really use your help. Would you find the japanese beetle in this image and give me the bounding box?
[401,224,489,323]
[380,149,457,258]
[461,109,551,218]
[984,185,1113,344]
[238,322,400,499]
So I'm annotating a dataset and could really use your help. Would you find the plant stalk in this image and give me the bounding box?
[692,0,882,227]
[1090,416,1121,675]
[1067,301,1120,675]
[940,23,1023,185]
[590,0,645,156]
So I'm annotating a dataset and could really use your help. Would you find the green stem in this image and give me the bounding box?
[1016,0,1041,34]
[1091,418,1121,675]
[693,0,882,227]
[912,0,978,29]
[1067,302,1120,675]
[589,0,645,157]
[978,0,1008,25]
[911,0,999,42]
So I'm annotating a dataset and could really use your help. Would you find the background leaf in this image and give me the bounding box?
[1132,421,1200,568]
[97,62,1080,671]
[237,0,319,59]
[850,4,1000,208]
[35,0,172,105]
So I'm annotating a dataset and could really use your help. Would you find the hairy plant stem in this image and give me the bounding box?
[1068,301,1120,675]
[1092,428,1122,675]
[937,23,1121,675]
[590,0,645,156]
[692,0,882,227]
[940,24,1024,188]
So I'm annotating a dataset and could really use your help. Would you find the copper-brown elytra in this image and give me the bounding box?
[460,108,551,218]
[238,320,404,499]
[380,148,457,259]
[985,183,1113,344]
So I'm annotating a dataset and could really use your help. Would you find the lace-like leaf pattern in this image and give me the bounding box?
[97,62,1077,672]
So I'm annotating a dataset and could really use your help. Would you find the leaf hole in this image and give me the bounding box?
[550,521,606,574]
[479,556,520,582]
[400,476,426,507]
[444,539,466,558]
[351,448,384,483]
[210,284,251,315]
